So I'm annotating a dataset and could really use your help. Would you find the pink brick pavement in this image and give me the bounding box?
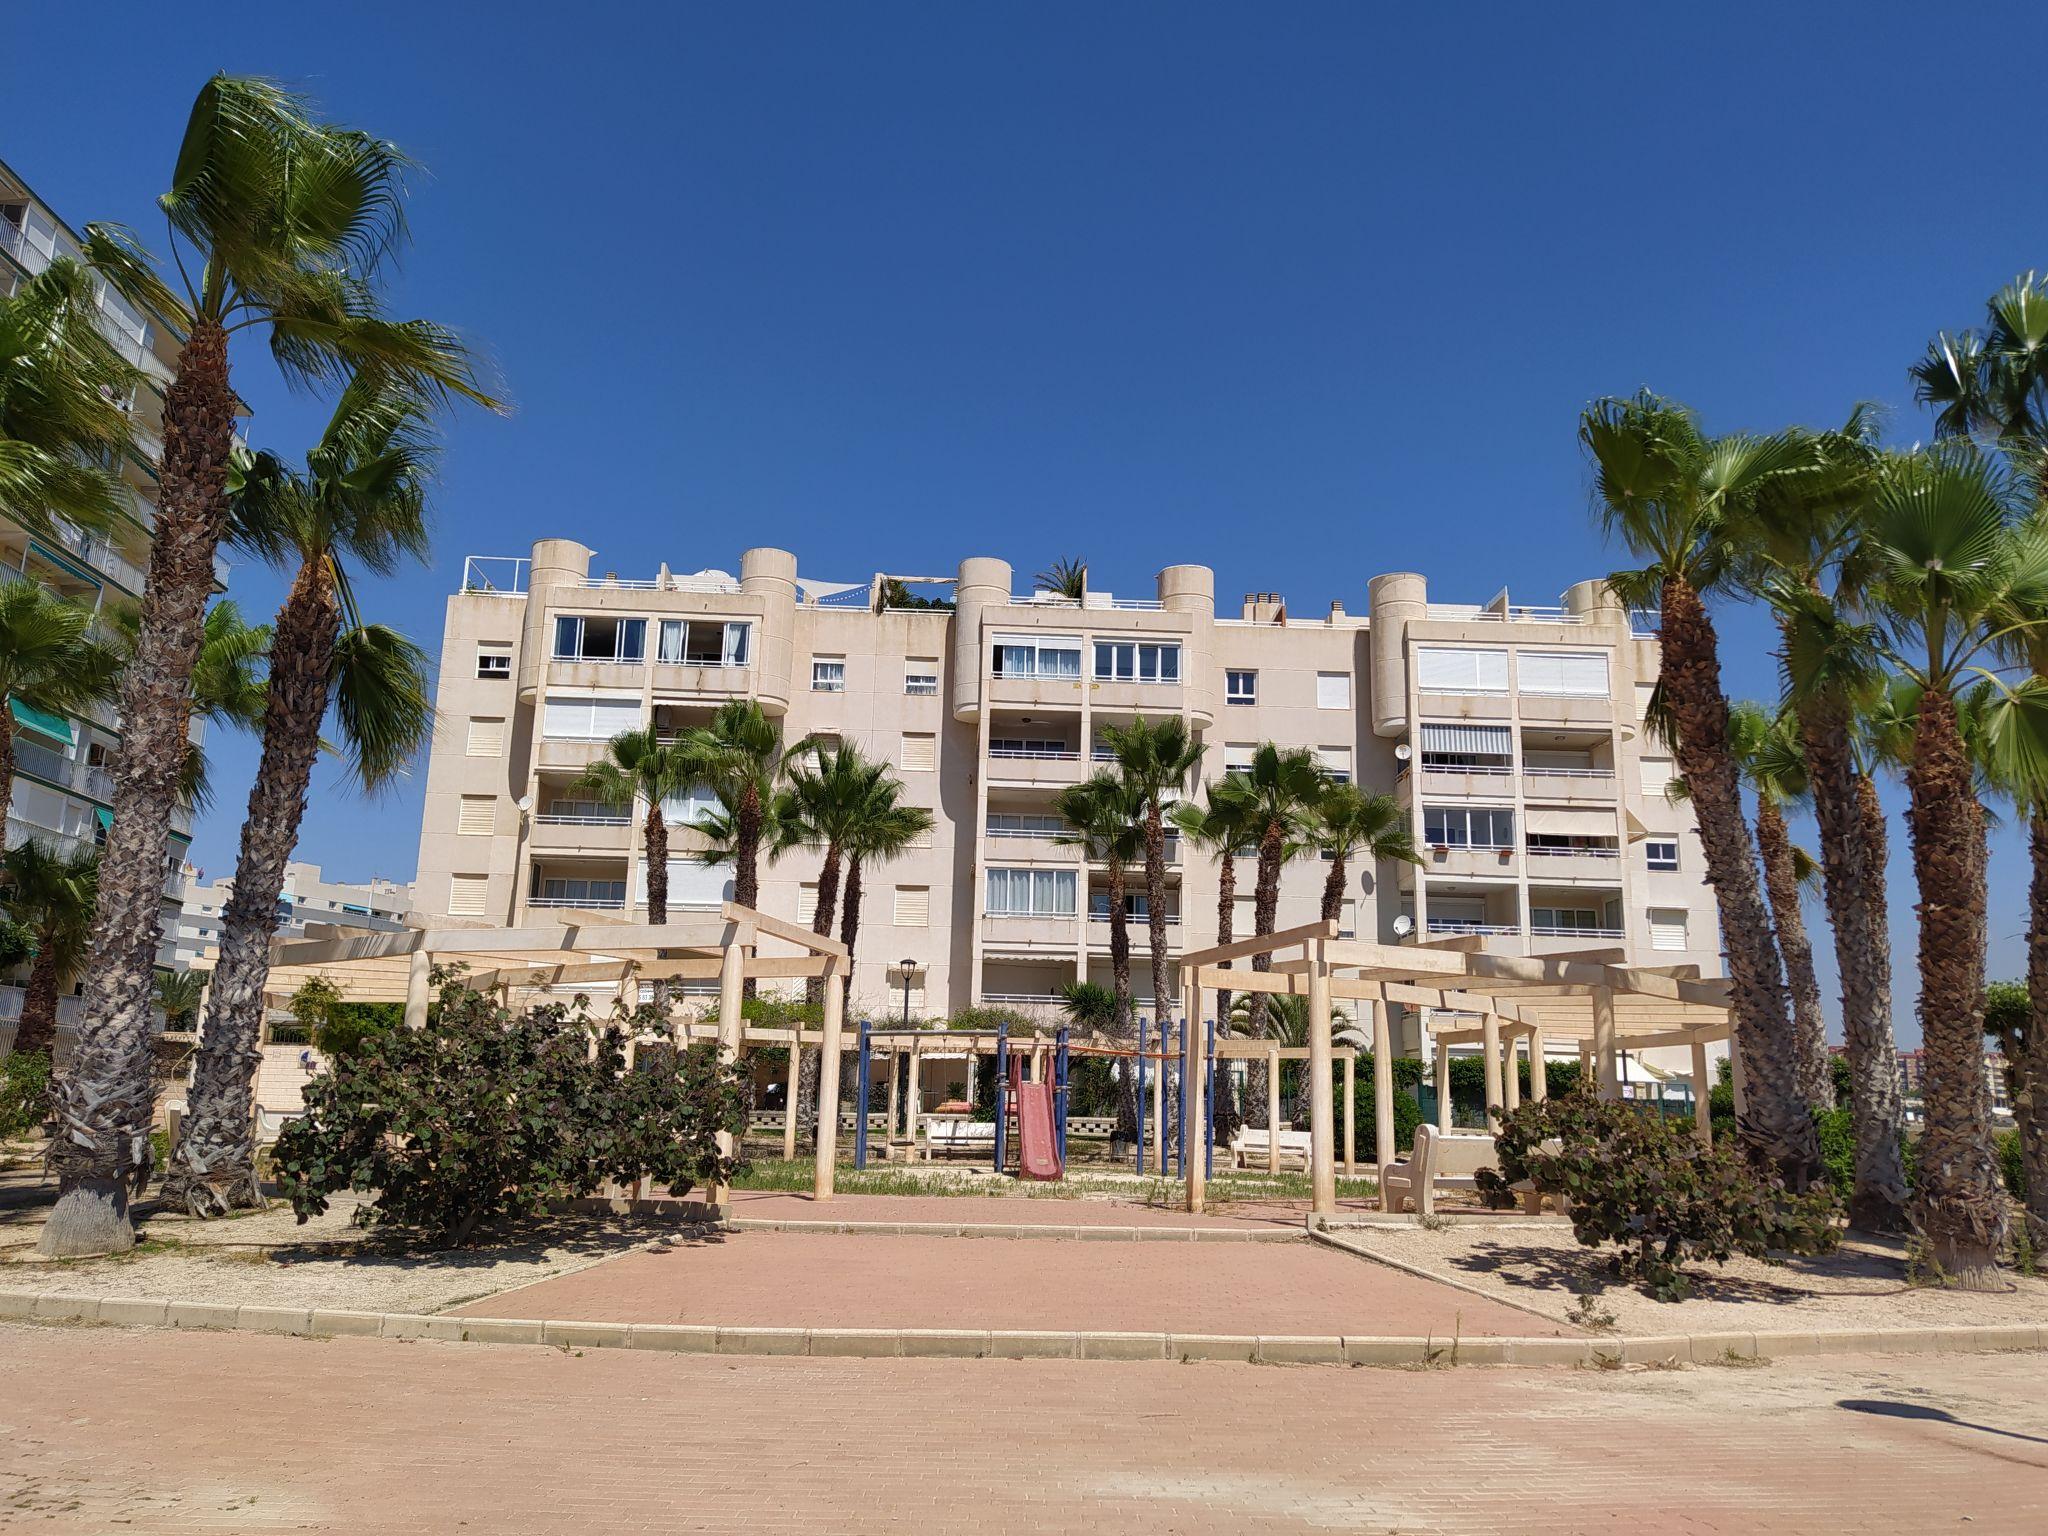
[456,1229,1561,1336]
[4,1323,2044,1534]
[722,1188,1302,1227]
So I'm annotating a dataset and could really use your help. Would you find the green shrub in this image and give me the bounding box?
[0,1048,52,1140]
[1477,1089,1841,1299]
[1999,1127,2028,1201]
[273,983,750,1242]
[1814,1105,1856,1199]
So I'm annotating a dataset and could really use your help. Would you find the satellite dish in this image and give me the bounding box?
[1392,914,1415,937]
[1393,743,1411,761]
[516,794,534,814]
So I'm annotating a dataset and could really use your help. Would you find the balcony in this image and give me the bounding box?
[1522,844,1623,881]
[1420,844,1519,880]
[529,812,633,855]
[537,736,611,772]
[1521,766,1618,802]
[979,912,1079,954]
[1087,912,1179,953]
[1414,763,1515,800]
[984,744,1085,788]
[1422,917,1522,939]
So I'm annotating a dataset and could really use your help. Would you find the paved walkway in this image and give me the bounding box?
[3,1323,2044,1533]
[722,1189,1299,1227]
[454,1229,1555,1336]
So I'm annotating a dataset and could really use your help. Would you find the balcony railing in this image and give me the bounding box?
[534,813,631,827]
[1531,924,1624,940]
[1522,766,1615,780]
[989,745,1080,761]
[529,895,628,910]
[1423,918,1521,937]
[1090,911,1180,925]
[1425,603,1586,624]
[1524,845,1620,859]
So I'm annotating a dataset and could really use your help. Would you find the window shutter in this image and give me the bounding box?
[457,796,495,836]
[1639,757,1675,798]
[448,874,488,916]
[467,717,505,757]
[646,860,734,909]
[1520,651,1609,696]
[907,821,935,849]
[1648,907,1688,951]
[894,886,930,926]
[1416,647,1508,693]
[1314,745,1352,781]
[1635,681,1657,721]
[901,732,936,772]
[1315,671,1352,709]
[1222,743,1256,773]
[796,883,818,923]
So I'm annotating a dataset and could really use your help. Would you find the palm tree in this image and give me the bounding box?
[1860,444,2048,1288]
[837,788,933,996]
[154,970,204,1034]
[685,700,784,913]
[1308,782,1421,926]
[570,728,693,923]
[1170,782,1255,1027]
[1225,991,1353,1125]
[1055,981,1120,1032]
[1034,558,1087,601]
[1582,392,1821,1187]
[163,379,439,1217]
[45,76,500,1257]
[0,582,120,806]
[1726,703,1831,1110]
[0,256,139,535]
[1230,745,1326,1031]
[102,597,272,819]
[0,840,99,1060]
[776,741,888,974]
[1101,717,1203,1042]
[1053,773,1144,1142]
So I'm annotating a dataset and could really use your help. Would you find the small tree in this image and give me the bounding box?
[273,984,749,1242]
[1478,1090,1841,1299]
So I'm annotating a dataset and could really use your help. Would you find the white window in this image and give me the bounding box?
[1518,650,1610,697]
[1338,899,1357,939]
[1423,805,1515,849]
[1649,907,1689,951]
[1533,907,1602,933]
[1315,671,1352,710]
[991,634,1082,680]
[448,874,488,916]
[538,875,628,908]
[811,657,845,692]
[905,659,939,696]
[796,882,818,924]
[466,717,506,757]
[476,647,511,680]
[1639,757,1676,799]
[986,811,1064,837]
[1416,646,1509,695]
[1645,839,1679,872]
[894,886,930,927]
[1315,746,1352,784]
[542,694,641,740]
[901,732,936,772]
[1225,669,1257,705]
[1093,640,1181,683]
[985,867,1077,917]
[457,796,495,836]
[658,783,722,827]
[551,615,645,663]
[1222,743,1257,774]
[657,618,751,667]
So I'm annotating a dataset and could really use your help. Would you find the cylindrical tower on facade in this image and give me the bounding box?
[1367,572,1427,738]
[739,546,798,716]
[1157,563,1216,728]
[951,556,1011,722]
[518,539,593,703]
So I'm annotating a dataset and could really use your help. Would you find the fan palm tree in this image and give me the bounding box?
[46,75,500,1257]
[837,787,933,996]
[1726,703,1831,1110]
[1225,991,1353,1125]
[1859,444,2048,1288]
[1053,773,1144,1141]
[0,582,120,805]
[0,840,99,1060]
[684,700,783,913]
[1034,558,1087,601]
[775,741,890,970]
[1170,781,1256,1028]
[0,255,140,534]
[1308,782,1421,926]
[153,970,204,1034]
[1100,716,1203,1039]
[163,377,439,1217]
[1055,981,1120,1032]
[569,728,693,923]
[104,597,271,819]
[1229,745,1326,1034]
[1582,391,1821,1186]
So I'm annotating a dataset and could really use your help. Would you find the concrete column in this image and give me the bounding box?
[884,1048,901,1149]
[783,1030,802,1160]
[1342,1051,1356,1176]
[711,937,746,1206]
[404,947,433,1030]
[1529,1031,1548,1101]
[1434,1039,1452,1133]
[1481,1012,1504,1124]
[1373,999,1397,1197]
[1266,1044,1282,1174]
[1182,977,1206,1215]
[1152,1026,1167,1171]
[1592,987,1619,1101]
[1504,1033,1522,1114]
[813,968,845,1199]
[1308,959,1336,1219]
[1690,1036,1713,1146]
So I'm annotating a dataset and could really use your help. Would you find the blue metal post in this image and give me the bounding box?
[854,1021,871,1170]
[1136,1015,1148,1175]
[994,1025,1009,1173]
[1054,1027,1070,1164]
[1203,1017,1216,1178]
[1176,1018,1189,1178]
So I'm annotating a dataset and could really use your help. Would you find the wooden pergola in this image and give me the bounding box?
[259,902,852,1204]
[1177,921,1734,1218]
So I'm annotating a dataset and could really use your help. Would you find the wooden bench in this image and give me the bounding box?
[924,1121,997,1161]
[1228,1126,1312,1172]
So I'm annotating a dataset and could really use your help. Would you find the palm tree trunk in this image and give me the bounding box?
[10,925,65,1059]
[164,563,338,1217]
[2019,816,2048,1254]
[1657,576,1818,1185]
[42,320,236,1257]
[0,712,16,826]
[1247,819,1283,1038]
[1142,800,1171,1043]
[1795,691,1907,1230]
[839,854,864,999]
[1754,800,1831,1110]
[1320,851,1348,924]
[1107,859,1137,1142]
[1212,852,1240,1139]
[643,807,669,1014]
[804,842,842,1012]
[1905,686,2006,1289]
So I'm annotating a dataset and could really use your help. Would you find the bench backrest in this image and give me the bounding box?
[1432,1129,1499,1178]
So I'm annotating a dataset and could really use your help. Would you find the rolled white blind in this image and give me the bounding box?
[796,883,818,923]
[1519,651,1609,697]
[641,859,734,909]
[893,886,930,926]
[1639,757,1676,798]
[448,874,488,916]
[1420,723,1510,754]
[1648,907,1688,951]
[1416,647,1508,692]
[1524,807,1615,836]
[543,695,640,740]
[1315,672,1351,709]
[901,732,936,771]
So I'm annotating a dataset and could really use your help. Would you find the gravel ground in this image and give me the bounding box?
[1340,1222,2048,1334]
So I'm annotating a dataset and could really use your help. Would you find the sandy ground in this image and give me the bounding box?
[1339,1221,2048,1335]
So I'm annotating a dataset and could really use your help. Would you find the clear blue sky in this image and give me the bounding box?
[10,2,2047,1043]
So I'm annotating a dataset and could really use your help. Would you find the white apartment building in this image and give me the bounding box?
[416,540,1721,1057]
[1,156,224,1049]
[174,860,414,970]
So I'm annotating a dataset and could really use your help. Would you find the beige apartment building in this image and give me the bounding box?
[416,541,1720,1050]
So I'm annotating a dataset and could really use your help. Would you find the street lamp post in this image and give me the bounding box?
[898,959,916,1027]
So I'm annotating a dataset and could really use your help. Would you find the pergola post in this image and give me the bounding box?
[1342,1050,1356,1176]
[1503,1032,1522,1114]
[1729,1039,1749,1118]
[711,934,747,1207]
[813,965,845,1199]
[783,1032,802,1160]
[1592,986,1619,1101]
[1372,996,1396,1186]
[1265,1044,1282,1173]
[1481,1011,1504,1126]
[1151,1020,1166,1173]
[403,947,433,1030]
[1529,1029,1548,1101]
[1307,949,1336,1219]
[905,1042,922,1150]
[1183,975,1206,1215]
[1690,1036,1713,1146]
[1434,1036,1452,1133]
[883,1047,901,1154]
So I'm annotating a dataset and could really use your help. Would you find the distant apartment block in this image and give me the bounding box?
[414,541,1720,1049]
[1889,1047,2014,1121]
[174,860,414,970]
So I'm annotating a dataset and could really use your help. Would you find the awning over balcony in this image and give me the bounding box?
[1524,806,1616,837]
[10,699,74,746]
[1419,723,1510,754]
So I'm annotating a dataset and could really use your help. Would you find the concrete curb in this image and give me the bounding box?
[1309,1227,1580,1329]
[2,1289,2042,1367]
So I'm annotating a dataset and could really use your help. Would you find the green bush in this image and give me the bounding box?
[273,983,750,1242]
[1477,1089,1842,1299]
[0,1048,52,1140]
[2000,1127,2028,1201]
[1814,1105,1856,1199]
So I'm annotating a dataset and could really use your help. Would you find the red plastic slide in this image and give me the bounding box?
[1011,1068,1063,1181]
